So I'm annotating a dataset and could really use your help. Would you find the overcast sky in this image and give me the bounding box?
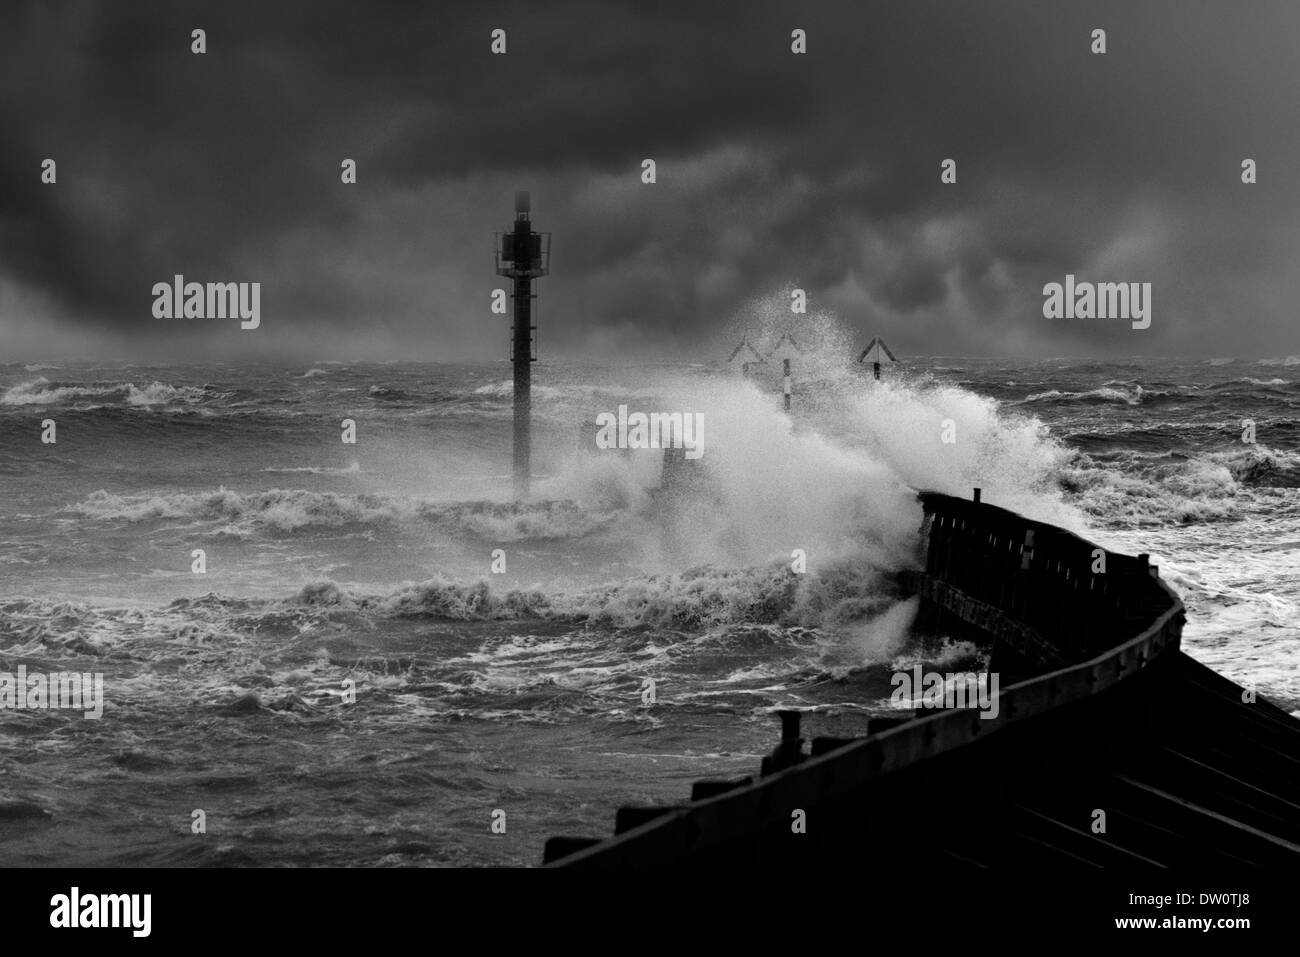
[3,0,1297,361]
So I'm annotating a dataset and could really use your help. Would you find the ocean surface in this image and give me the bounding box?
[2,352,1298,866]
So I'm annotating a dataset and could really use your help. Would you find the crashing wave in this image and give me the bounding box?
[2,376,213,407]
[72,488,615,540]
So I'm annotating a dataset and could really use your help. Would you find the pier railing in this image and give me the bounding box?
[915,490,1181,666]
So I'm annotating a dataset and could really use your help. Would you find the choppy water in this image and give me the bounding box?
[2,350,1298,865]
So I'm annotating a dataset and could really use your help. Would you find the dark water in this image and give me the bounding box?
[2,353,1297,865]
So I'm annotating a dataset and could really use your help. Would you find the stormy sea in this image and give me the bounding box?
[3,339,1298,866]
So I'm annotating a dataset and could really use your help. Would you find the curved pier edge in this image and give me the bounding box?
[543,490,1300,868]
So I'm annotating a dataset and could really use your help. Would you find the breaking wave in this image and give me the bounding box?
[2,376,216,408]
[1019,384,1172,406]
[72,488,616,540]
[1,555,905,656]
[1059,444,1300,525]
[341,559,890,630]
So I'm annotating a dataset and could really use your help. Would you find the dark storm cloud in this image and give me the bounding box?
[2,0,1298,359]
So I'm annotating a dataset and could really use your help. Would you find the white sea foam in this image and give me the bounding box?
[72,488,614,541]
[2,377,210,407]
